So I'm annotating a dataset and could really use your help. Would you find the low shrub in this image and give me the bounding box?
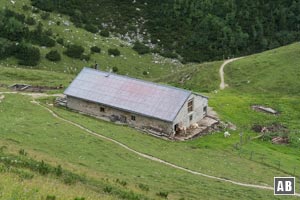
[18,149,27,156]
[112,66,118,73]
[103,186,112,193]
[108,48,120,56]
[90,46,101,53]
[85,24,98,33]
[56,38,64,45]
[54,164,63,176]
[159,51,178,59]
[100,29,109,37]
[0,38,15,59]
[46,50,61,61]
[45,29,53,36]
[64,44,84,59]
[38,160,50,175]
[46,195,56,200]
[80,54,90,61]
[115,179,127,186]
[138,183,149,191]
[63,173,78,185]
[25,17,36,25]
[16,44,41,66]
[74,197,85,200]
[156,191,168,198]
[133,42,150,55]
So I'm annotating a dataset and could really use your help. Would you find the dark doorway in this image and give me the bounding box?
[174,123,180,135]
[203,106,207,114]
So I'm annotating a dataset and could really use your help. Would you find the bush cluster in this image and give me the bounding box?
[46,50,61,61]
[108,48,120,56]
[64,44,84,59]
[16,44,41,66]
[90,46,101,53]
[132,42,150,55]
[100,29,109,37]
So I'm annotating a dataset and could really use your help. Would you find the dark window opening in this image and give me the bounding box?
[131,115,136,121]
[188,99,193,112]
[174,123,180,135]
[100,107,105,112]
[203,106,207,113]
[189,115,193,121]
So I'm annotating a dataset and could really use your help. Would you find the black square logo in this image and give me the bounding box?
[274,177,295,195]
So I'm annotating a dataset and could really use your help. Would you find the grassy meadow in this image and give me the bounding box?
[0,0,300,199]
[0,93,296,200]
[225,43,300,96]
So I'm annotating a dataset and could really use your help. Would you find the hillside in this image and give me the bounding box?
[0,0,183,80]
[0,1,300,200]
[1,43,300,199]
[31,0,300,62]
[225,42,300,96]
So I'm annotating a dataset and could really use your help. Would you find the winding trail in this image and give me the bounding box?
[2,92,300,196]
[219,57,243,90]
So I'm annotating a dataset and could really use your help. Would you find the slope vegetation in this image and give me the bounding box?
[225,42,300,96]
[31,0,300,62]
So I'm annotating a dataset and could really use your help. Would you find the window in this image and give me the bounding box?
[100,107,105,112]
[188,99,193,112]
[189,115,193,121]
[131,115,136,121]
[203,106,207,113]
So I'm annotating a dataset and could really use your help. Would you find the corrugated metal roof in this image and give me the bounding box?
[64,67,191,122]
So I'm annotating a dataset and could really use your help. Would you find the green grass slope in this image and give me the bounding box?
[225,43,300,96]
[0,94,296,200]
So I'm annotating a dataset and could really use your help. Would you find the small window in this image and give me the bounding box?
[131,115,136,121]
[100,107,105,112]
[189,115,193,121]
[203,106,207,113]
[188,99,193,112]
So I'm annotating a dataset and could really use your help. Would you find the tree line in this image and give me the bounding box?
[31,0,300,62]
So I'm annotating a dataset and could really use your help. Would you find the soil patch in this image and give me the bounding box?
[252,123,289,144]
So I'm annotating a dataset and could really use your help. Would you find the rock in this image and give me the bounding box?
[227,122,237,131]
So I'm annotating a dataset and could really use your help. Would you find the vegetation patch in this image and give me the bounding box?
[46,50,61,62]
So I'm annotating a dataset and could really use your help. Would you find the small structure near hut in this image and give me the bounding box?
[251,105,279,115]
[64,67,210,138]
[9,83,64,92]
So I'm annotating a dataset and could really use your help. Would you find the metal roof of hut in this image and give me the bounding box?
[64,67,193,122]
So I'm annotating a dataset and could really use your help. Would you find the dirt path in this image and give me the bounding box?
[219,57,243,90]
[0,91,64,99]
[31,100,298,195]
